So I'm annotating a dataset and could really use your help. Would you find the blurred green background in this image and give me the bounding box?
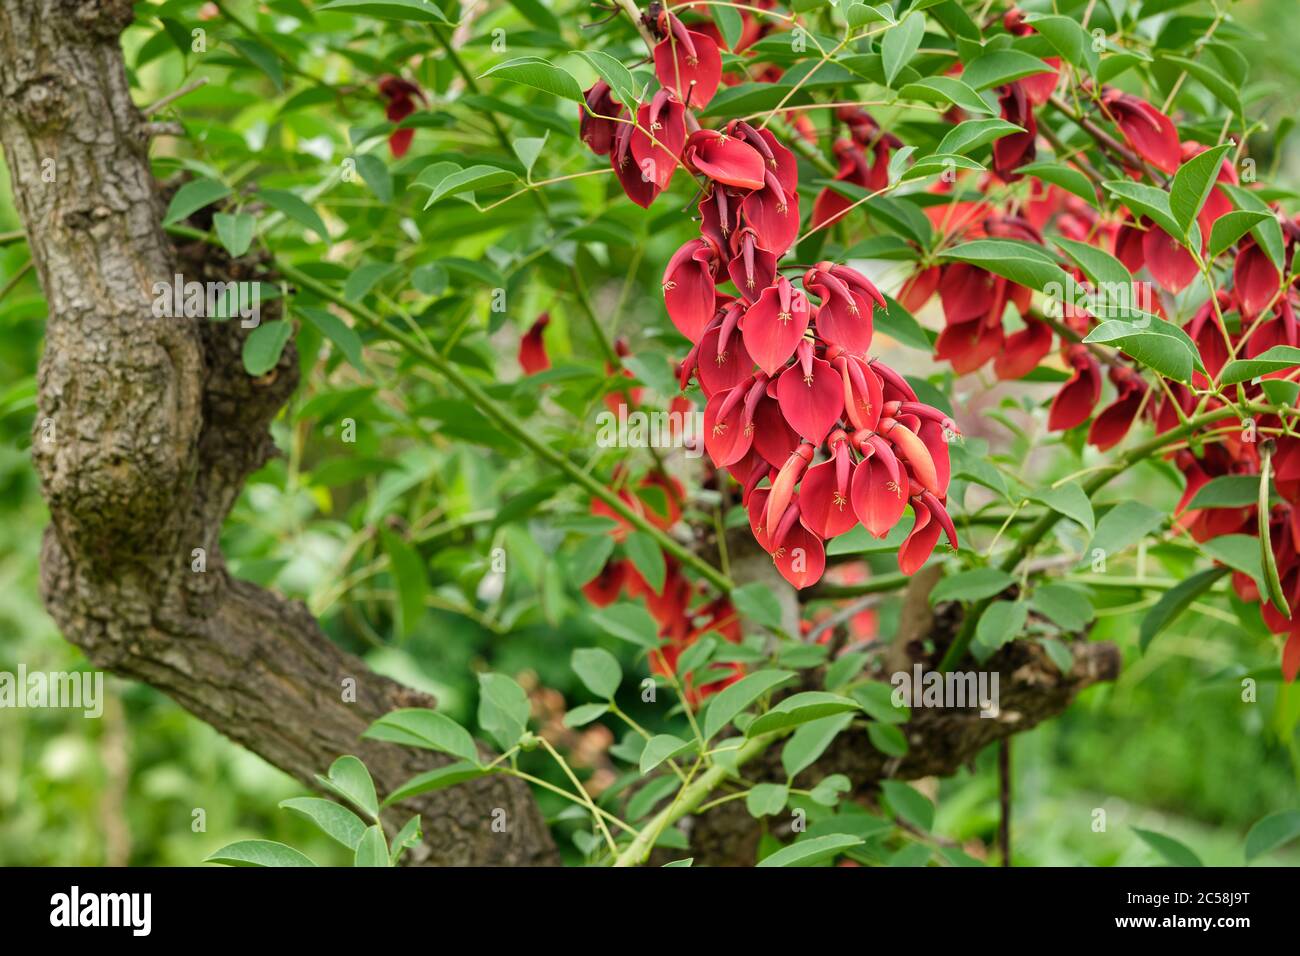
[2,0,1299,866]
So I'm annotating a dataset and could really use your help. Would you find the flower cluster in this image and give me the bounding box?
[579,10,960,593]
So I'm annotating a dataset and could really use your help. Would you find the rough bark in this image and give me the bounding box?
[0,0,556,866]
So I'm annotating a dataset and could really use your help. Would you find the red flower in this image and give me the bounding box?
[378,75,425,158]
[518,313,550,375]
[579,80,623,156]
[1048,344,1103,431]
[1102,89,1182,174]
[653,12,722,109]
[684,129,766,189]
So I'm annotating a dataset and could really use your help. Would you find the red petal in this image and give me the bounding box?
[741,279,810,376]
[653,29,722,109]
[799,458,858,539]
[771,521,826,590]
[752,395,801,467]
[777,357,843,445]
[850,446,907,537]
[663,239,717,343]
[703,387,754,467]
[630,93,686,191]
[518,313,550,375]
[1047,347,1103,431]
[1234,243,1281,318]
[697,323,755,396]
[993,318,1053,380]
[685,130,766,190]
[898,501,942,574]
[1142,227,1198,294]
[741,176,801,256]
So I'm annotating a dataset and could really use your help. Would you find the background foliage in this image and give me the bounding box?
[2,0,1299,866]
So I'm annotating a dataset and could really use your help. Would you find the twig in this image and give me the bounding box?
[143,77,209,115]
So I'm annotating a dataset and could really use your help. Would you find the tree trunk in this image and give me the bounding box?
[0,0,557,866]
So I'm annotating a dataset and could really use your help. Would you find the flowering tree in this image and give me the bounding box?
[2,0,1298,867]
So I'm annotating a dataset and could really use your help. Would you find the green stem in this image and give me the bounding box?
[612,734,773,867]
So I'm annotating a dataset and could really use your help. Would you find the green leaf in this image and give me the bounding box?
[378,527,426,637]
[567,534,615,586]
[899,152,985,182]
[937,118,1025,157]
[591,602,661,649]
[730,582,784,630]
[481,56,584,103]
[845,2,895,27]
[701,669,796,741]
[745,692,860,737]
[756,833,864,867]
[1202,534,1265,591]
[383,761,488,805]
[229,37,285,91]
[416,163,517,208]
[898,76,995,115]
[866,721,908,757]
[343,262,398,302]
[1102,181,1181,238]
[746,783,789,818]
[205,840,316,867]
[164,177,231,226]
[972,599,1029,662]
[1083,317,1201,383]
[317,0,452,22]
[363,709,479,764]
[941,239,1084,307]
[1169,144,1233,236]
[1244,809,1300,861]
[1031,583,1095,631]
[1218,345,1300,386]
[781,713,854,778]
[571,647,622,699]
[1221,184,1285,271]
[572,50,640,110]
[1208,210,1271,260]
[711,4,744,48]
[390,815,423,866]
[851,682,910,724]
[1023,13,1098,75]
[259,188,329,242]
[1030,482,1094,536]
[930,567,1015,604]
[512,136,547,177]
[563,702,609,728]
[241,319,293,376]
[353,153,392,203]
[639,733,693,774]
[1133,827,1203,867]
[1188,475,1274,510]
[1017,161,1098,207]
[1087,501,1166,558]
[278,798,367,850]
[477,672,530,752]
[213,212,255,257]
[298,306,365,372]
[315,755,379,821]
[624,531,666,594]
[353,825,389,867]
[808,774,851,806]
[880,780,934,831]
[881,12,926,87]
[1139,566,1229,651]
[961,50,1055,90]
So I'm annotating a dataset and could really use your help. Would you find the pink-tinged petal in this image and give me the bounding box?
[726,231,776,303]
[1106,92,1182,174]
[917,419,951,495]
[934,319,1003,374]
[811,186,854,232]
[700,185,741,251]
[763,444,814,534]
[630,91,686,190]
[771,520,826,590]
[611,120,660,208]
[685,130,766,190]
[880,417,940,496]
[741,277,810,376]
[1113,219,1146,274]
[993,318,1053,380]
[921,492,959,552]
[899,265,940,312]
[939,263,997,326]
[1142,227,1197,293]
[799,457,857,539]
[654,22,722,109]
[663,238,718,343]
[870,358,918,403]
[776,357,843,444]
[697,322,754,396]
[1019,58,1060,106]
[1234,242,1281,318]
[838,356,884,433]
[1047,345,1103,432]
[752,395,801,467]
[898,500,942,574]
[850,442,907,537]
[741,171,801,256]
[703,385,754,467]
[1087,390,1144,451]
[518,312,550,375]
[579,80,622,156]
[815,287,874,355]
[746,485,772,551]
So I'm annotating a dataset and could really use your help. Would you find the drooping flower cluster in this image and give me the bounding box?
[578,11,960,593]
